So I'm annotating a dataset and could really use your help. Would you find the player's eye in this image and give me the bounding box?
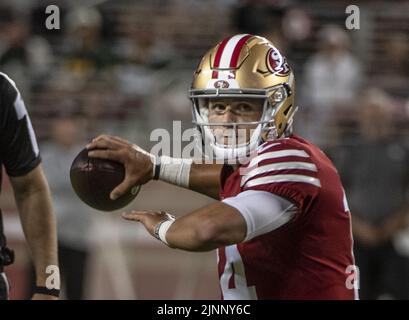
[234,103,258,115]
[209,103,227,114]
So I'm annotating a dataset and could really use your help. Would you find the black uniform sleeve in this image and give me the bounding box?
[0,73,41,177]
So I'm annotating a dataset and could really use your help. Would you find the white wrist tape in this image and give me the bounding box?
[151,155,157,178]
[158,156,193,188]
[157,220,175,245]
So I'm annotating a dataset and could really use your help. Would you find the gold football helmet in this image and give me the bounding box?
[189,34,297,161]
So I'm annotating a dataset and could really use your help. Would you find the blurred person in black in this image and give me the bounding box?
[331,88,409,299]
[0,72,59,299]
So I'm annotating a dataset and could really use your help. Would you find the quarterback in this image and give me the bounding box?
[87,34,357,299]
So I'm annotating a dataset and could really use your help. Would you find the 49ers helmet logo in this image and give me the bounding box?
[214,80,230,89]
[267,47,290,76]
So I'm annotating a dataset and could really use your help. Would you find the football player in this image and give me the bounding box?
[87,34,357,299]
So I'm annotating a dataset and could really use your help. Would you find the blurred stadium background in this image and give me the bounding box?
[0,0,408,299]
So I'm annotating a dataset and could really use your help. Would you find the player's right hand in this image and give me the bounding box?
[87,134,155,200]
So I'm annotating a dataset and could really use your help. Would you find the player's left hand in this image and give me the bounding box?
[122,210,173,237]
[31,293,58,300]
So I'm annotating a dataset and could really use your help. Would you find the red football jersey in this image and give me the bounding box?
[218,135,357,300]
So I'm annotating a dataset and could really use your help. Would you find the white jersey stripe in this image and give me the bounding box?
[248,149,310,168]
[219,34,249,69]
[257,142,281,153]
[243,174,321,188]
[241,162,318,186]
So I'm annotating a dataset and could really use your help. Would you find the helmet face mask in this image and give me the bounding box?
[192,94,266,162]
[189,34,296,162]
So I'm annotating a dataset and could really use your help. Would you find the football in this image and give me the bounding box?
[70,148,140,211]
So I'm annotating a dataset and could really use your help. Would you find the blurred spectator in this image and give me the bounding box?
[301,24,363,147]
[281,8,312,43]
[113,24,176,97]
[384,33,409,76]
[37,116,95,300]
[62,7,116,81]
[233,1,287,35]
[115,25,176,69]
[330,88,409,299]
[371,33,409,99]
[0,8,53,95]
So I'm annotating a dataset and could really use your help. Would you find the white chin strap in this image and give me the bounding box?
[203,123,262,163]
[211,141,256,163]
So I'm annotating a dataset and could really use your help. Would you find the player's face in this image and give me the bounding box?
[207,98,264,146]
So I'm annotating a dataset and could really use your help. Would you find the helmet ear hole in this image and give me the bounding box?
[283,104,292,116]
[283,83,292,96]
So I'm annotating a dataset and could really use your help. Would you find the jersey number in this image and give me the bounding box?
[219,245,257,299]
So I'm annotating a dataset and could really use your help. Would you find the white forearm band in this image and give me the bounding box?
[157,220,175,245]
[157,156,193,188]
[153,213,176,245]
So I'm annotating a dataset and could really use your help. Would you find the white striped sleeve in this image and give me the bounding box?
[239,145,321,211]
[241,148,321,190]
[241,162,318,187]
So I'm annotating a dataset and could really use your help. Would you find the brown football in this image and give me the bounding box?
[70,148,140,211]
